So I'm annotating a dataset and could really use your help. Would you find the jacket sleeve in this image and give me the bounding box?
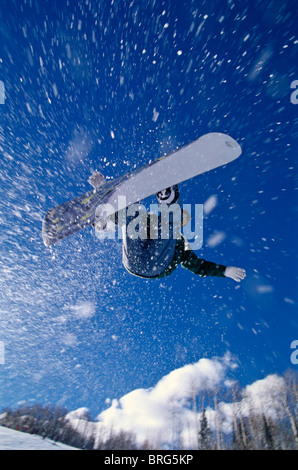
[180,245,226,278]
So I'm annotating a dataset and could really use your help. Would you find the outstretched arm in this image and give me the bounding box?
[180,239,246,281]
[180,247,227,278]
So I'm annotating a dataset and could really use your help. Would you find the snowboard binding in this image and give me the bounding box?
[155,185,179,205]
[88,171,106,190]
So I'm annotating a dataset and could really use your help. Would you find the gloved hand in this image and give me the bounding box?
[224,266,246,282]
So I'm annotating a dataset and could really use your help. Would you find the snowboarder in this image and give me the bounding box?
[89,172,246,283]
[42,133,242,249]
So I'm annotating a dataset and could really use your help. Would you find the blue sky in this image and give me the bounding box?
[0,0,297,420]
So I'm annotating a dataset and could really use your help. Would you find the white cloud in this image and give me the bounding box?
[151,355,235,404]
[204,374,286,437]
[94,353,237,446]
[241,374,285,417]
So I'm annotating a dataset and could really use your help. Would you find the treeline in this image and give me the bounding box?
[0,404,138,450]
[1,371,297,450]
[180,370,298,450]
[0,405,95,449]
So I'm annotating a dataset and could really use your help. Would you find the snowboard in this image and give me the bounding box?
[42,132,241,247]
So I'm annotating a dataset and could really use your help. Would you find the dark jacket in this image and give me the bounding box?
[125,235,226,280]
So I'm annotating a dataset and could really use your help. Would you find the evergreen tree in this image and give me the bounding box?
[199,408,211,450]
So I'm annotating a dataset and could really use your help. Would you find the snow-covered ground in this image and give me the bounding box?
[0,426,78,450]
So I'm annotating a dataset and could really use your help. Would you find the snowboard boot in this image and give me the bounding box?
[155,185,179,205]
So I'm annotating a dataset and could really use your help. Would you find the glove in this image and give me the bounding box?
[224,266,246,282]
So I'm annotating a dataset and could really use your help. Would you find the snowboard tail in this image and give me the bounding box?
[42,133,241,247]
[43,178,123,246]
